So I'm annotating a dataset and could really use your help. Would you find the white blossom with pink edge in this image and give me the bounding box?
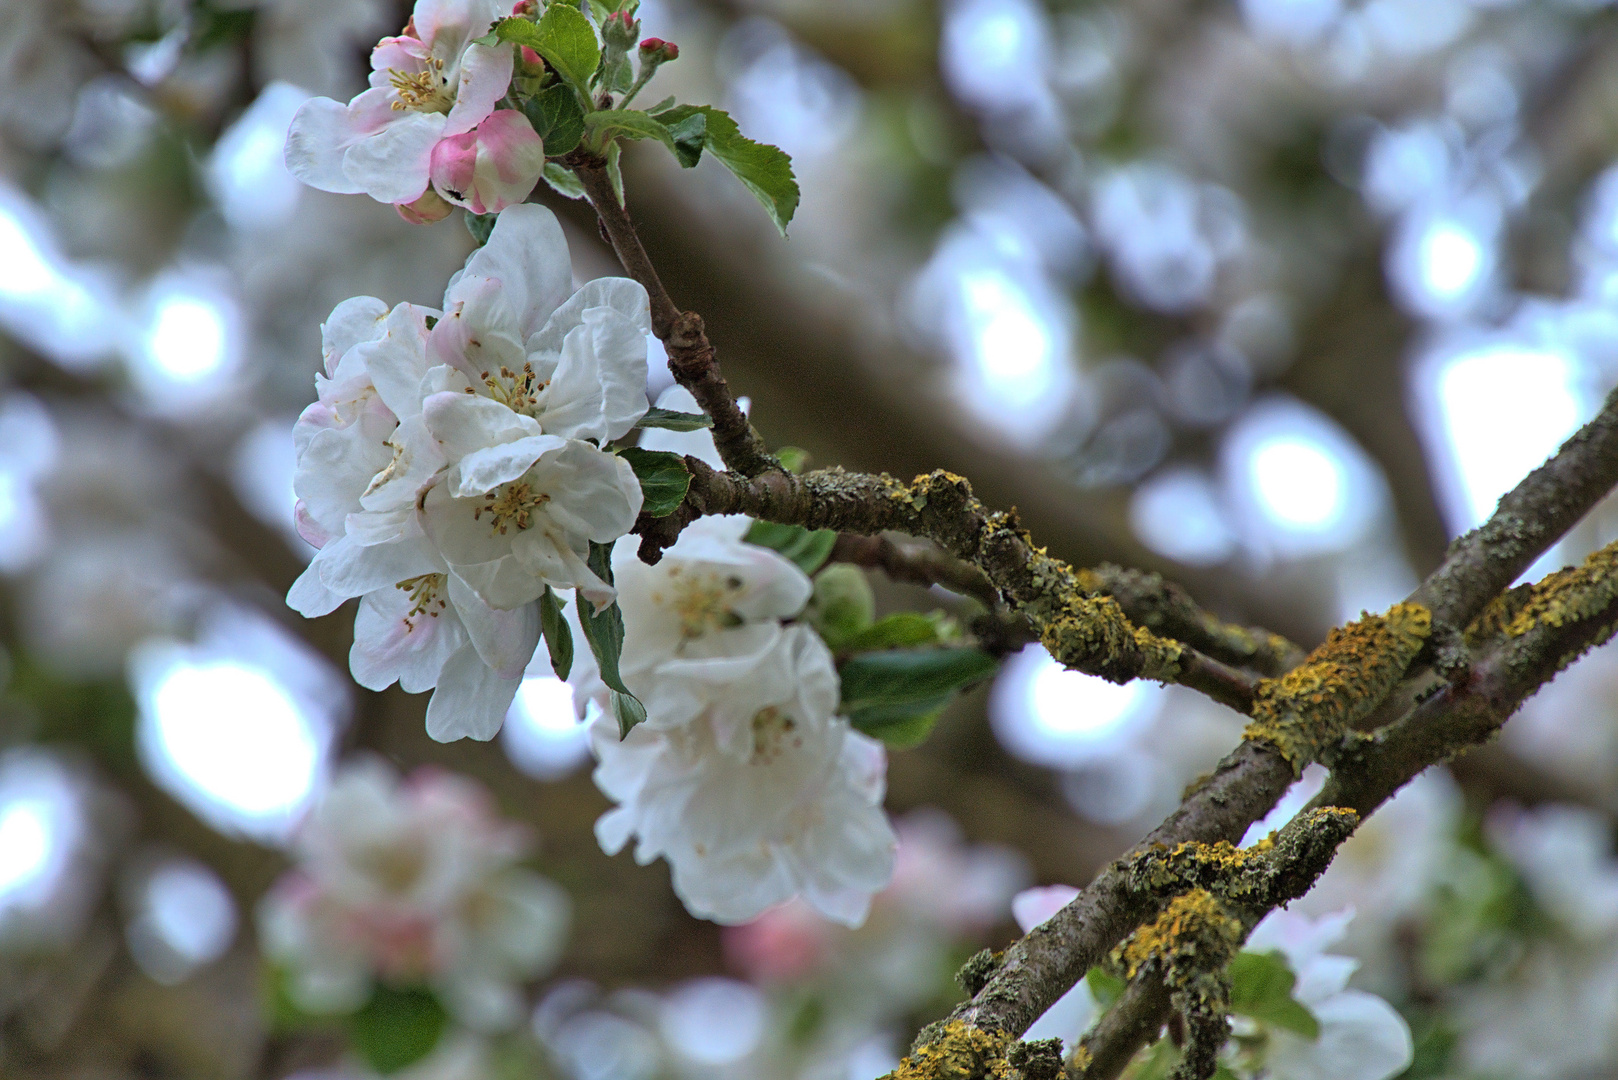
[258,759,569,1031]
[285,295,540,742]
[590,624,898,927]
[284,0,544,215]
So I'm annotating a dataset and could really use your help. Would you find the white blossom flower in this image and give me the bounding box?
[258,759,570,1031]
[284,0,543,212]
[416,204,651,610]
[590,625,897,927]
[286,295,538,742]
[1237,908,1413,1080]
[611,515,813,722]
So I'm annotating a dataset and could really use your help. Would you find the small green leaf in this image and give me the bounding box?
[578,541,645,736]
[837,612,947,653]
[852,704,944,748]
[541,161,586,199]
[636,406,712,431]
[776,446,810,474]
[350,986,448,1075]
[804,563,875,647]
[618,446,690,517]
[1086,967,1127,1008]
[1228,950,1321,1040]
[745,521,837,574]
[657,105,799,233]
[465,211,497,246]
[644,95,676,115]
[583,108,704,168]
[491,6,599,100]
[539,586,573,680]
[522,82,585,155]
[606,140,625,207]
[838,647,999,708]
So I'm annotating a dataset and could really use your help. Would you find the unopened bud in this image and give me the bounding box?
[516,44,545,76]
[602,9,640,47]
[401,15,419,38]
[396,188,453,225]
[639,37,678,63]
[511,0,537,13]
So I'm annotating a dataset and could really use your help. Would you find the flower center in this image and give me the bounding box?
[477,363,547,415]
[396,573,447,628]
[750,706,802,765]
[388,57,454,113]
[474,481,550,535]
[660,567,746,639]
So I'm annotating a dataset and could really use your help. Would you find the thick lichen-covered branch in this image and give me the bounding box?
[1241,604,1431,772]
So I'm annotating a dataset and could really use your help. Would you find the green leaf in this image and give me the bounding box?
[539,586,573,680]
[657,105,799,233]
[606,140,624,207]
[618,447,690,517]
[838,647,999,708]
[635,406,712,431]
[584,108,705,168]
[745,521,836,574]
[350,986,448,1074]
[644,95,677,115]
[586,0,638,22]
[491,7,599,99]
[465,211,497,246]
[776,446,810,474]
[578,541,644,736]
[541,161,586,199]
[1086,966,1127,1009]
[847,699,946,748]
[1228,950,1321,1040]
[522,82,585,156]
[837,612,948,653]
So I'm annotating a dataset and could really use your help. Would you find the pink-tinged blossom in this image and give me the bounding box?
[258,759,570,1031]
[429,109,547,215]
[284,0,543,213]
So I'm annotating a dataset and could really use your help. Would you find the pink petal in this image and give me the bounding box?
[444,41,513,136]
[429,110,544,214]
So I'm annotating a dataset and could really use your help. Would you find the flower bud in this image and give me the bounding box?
[429,110,546,216]
[602,9,640,48]
[510,0,537,13]
[638,37,678,63]
[516,44,545,76]
[395,188,453,225]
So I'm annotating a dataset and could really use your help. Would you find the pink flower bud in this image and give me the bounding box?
[517,44,545,75]
[601,9,639,47]
[395,187,454,225]
[639,37,678,62]
[401,15,419,38]
[429,110,546,216]
[511,0,537,13]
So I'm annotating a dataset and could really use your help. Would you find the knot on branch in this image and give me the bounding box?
[1242,602,1431,772]
[957,948,1006,996]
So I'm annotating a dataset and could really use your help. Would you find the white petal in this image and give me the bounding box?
[350,585,467,692]
[443,42,513,137]
[321,296,390,376]
[316,533,444,598]
[284,96,369,194]
[425,643,522,741]
[288,560,346,617]
[454,204,573,341]
[448,572,540,678]
[341,109,444,204]
[422,391,545,464]
[1267,991,1413,1080]
[450,434,563,497]
[353,303,434,419]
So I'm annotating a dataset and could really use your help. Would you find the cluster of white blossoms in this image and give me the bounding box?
[258,758,570,1030]
[566,516,900,927]
[286,0,547,222]
[288,202,650,741]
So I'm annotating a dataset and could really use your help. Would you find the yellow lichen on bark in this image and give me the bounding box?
[1496,542,1618,638]
[1242,602,1432,771]
[1118,889,1243,981]
[882,1021,1014,1080]
[1040,594,1184,683]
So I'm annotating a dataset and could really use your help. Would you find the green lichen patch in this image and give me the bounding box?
[1242,602,1432,771]
[1117,889,1243,982]
[1492,541,1618,639]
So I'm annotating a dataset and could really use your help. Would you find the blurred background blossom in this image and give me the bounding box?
[4,0,1618,1076]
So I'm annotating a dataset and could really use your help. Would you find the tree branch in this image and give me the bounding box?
[573,161,780,477]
